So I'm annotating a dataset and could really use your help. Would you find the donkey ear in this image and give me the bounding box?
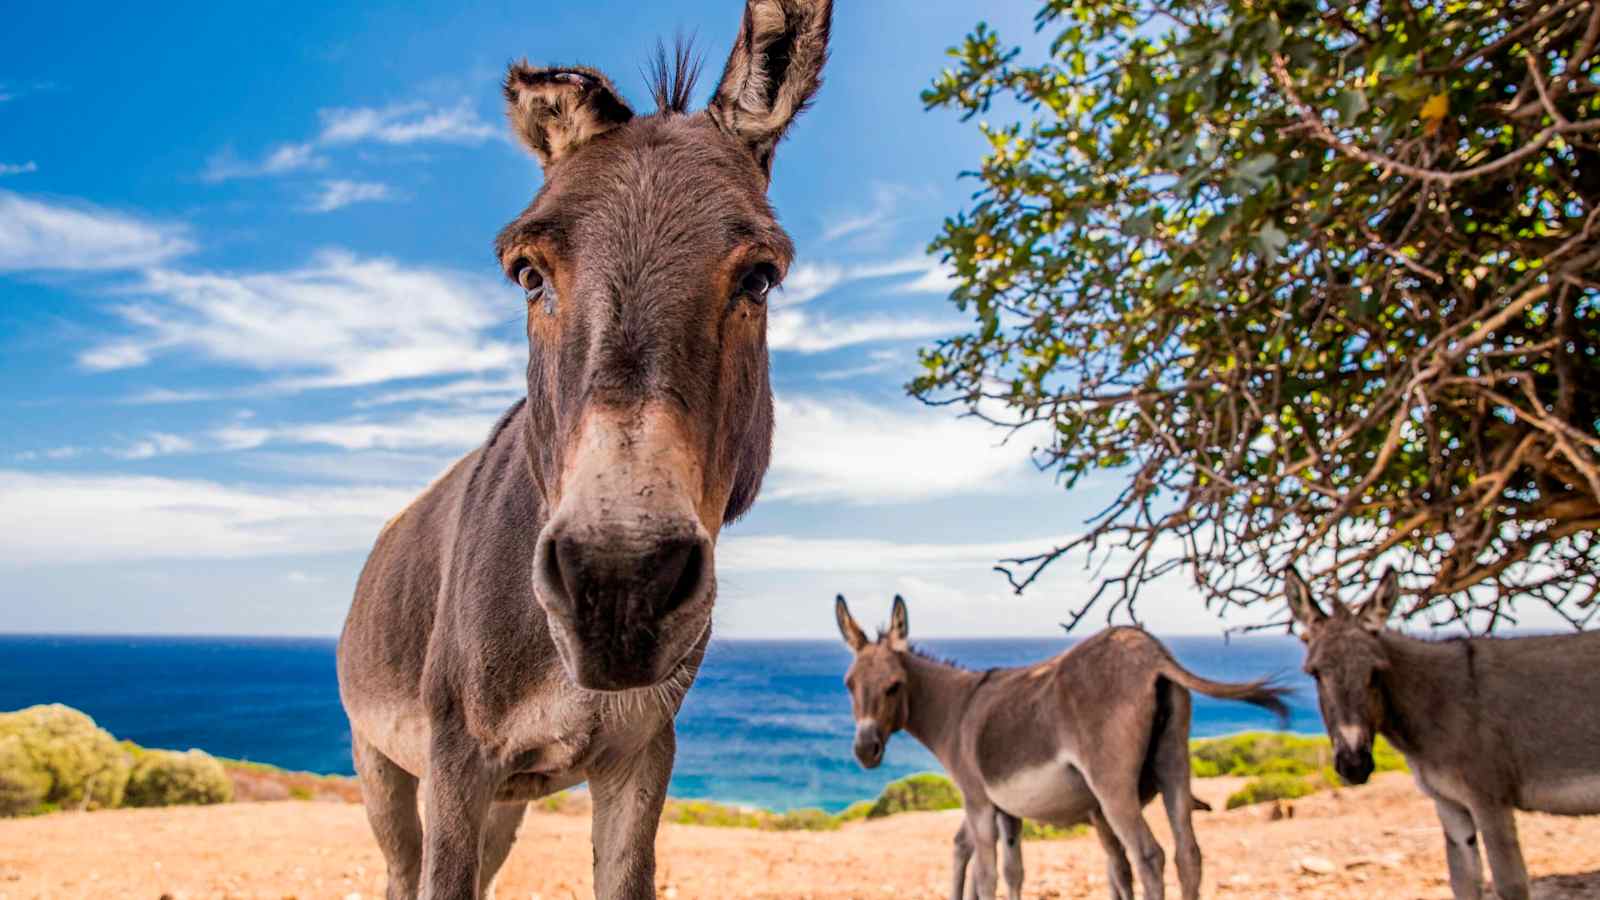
[1356,568,1402,631]
[1283,567,1328,637]
[706,0,832,175]
[504,64,633,168]
[835,594,867,651]
[887,594,910,651]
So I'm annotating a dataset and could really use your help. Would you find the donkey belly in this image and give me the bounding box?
[1520,774,1600,816]
[987,757,1097,825]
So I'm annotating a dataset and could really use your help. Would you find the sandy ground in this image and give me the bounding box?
[1,773,1598,899]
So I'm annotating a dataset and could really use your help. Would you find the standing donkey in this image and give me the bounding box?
[1286,568,1600,900]
[835,595,1289,900]
[336,4,832,897]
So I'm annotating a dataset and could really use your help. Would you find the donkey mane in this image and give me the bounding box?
[647,37,703,115]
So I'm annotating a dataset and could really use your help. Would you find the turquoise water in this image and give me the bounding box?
[0,635,1316,812]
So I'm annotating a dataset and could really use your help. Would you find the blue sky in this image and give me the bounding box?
[0,0,1291,638]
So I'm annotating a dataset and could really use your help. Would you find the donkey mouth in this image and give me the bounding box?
[1335,751,1375,785]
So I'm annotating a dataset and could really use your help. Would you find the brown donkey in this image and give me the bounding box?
[835,595,1289,900]
[1286,568,1600,900]
[335,4,832,898]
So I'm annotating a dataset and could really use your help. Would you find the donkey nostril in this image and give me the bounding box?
[655,537,706,617]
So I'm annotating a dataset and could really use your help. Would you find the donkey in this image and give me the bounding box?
[835,595,1289,900]
[335,4,832,897]
[1285,568,1600,900]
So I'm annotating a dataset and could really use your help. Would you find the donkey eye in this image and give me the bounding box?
[886,682,902,697]
[517,263,545,299]
[737,264,779,302]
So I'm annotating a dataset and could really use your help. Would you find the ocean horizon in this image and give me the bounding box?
[0,633,1320,812]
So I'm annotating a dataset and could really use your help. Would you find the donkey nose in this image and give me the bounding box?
[543,526,708,620]
[533,515,714,690]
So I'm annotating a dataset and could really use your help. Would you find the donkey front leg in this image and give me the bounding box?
[420,739,496,900]
[1472,803,1530,900]
[996,811,1024,900]
[588,727,675,899]
[950,822,975,900]
[1433,797,1483,900]
[962,803,1002,900]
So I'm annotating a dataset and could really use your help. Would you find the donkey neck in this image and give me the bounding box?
[900,651,987,763]
[1374,630,1472,759]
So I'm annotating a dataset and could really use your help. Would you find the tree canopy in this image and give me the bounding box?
[916,0,1600,630]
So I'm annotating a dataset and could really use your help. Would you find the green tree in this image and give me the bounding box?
[917,1,1600,629]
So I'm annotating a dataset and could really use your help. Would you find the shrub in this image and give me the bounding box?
[124,749,234,807]
[0,705,130,814]
[1021,819,1088,841]
[770,807,839,831]
[0,735,51,816]
[1190,732,1408,780]
[866,773,962,818]
[1226,773,1319,809]
[834,799,875,823]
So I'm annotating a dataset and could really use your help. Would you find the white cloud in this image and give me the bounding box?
[0,470,411,565]
[765,395,1038,503]
[201,142,326,183]
[767,308,960,353]
[774,262,845,307]
[721,533,1073,574]
[317,101,495,146]
[215,410,495,452]
[819,184,910,244]
[81,250,519,390]
[12,446,83,462]
[357,374,524,408]
[0,161,38,177]
[305,179,391,213]
[113,433,196,460]
[892,258,958,295]
[772,253,955,309]
[0,191,193,272]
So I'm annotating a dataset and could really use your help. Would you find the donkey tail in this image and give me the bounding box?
[1157,657,1292,726]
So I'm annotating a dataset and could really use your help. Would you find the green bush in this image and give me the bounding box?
[1021,819,1089,841]
[770,807,839,831]
[0,735,51,816]
[1190,732,1408,779]
[833,799,875,823]
[867,773,963,818]
[1225,773,1319,809]
[124,749,233,807]
[0,705,130,815]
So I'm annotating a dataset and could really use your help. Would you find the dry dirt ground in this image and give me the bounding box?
[1,773,1597,899]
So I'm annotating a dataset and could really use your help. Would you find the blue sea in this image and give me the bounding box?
[0,635,1319,812]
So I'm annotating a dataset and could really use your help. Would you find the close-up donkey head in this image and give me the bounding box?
[1285,567,1403,786]
[834,594,912,768]
[497,1,831,691]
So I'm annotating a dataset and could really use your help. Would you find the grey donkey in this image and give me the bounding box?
[835,595,1289,900]
[335,3,833,897]
[1286,567,1600,900]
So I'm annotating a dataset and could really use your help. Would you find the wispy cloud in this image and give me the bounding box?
[765,394,1037,503]
[212,410,495,452]
[0,190,193,272]
[767,308,959,354]
[317,101,495,146]
[80,249,518,390]
[819,184,911,244]
[0,470,411,564]
[305,179,391,213]
[12,446,84,463]
[112,432,196,460]
[722,532,1074,574]
[773,253,954,308]
[0,161,38,177]
[201,142,326,183]
[201,100,495,184]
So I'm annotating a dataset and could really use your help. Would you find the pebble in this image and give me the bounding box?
[1298,856,1336,876]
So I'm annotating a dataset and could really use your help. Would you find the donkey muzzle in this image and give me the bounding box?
[853,722,885,769]
[533,404,717,692]
[1334,747,1375,785]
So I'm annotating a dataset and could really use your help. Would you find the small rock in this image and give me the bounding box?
[1298,856,1336,876]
